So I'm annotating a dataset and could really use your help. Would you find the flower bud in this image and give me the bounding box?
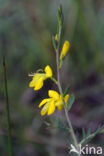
[60,40,70,60]
[58,5,63,27]
[55,34,59,42]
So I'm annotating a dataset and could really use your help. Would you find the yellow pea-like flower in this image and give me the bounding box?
[60,40,70,60]
[29,65,53,91]
[39,90,70,116]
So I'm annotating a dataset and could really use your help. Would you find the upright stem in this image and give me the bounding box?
[3,57,13,156]
[56,27,80,155]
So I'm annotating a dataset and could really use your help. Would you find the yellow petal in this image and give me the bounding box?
[34,77,44,90]
[33,73,41,80]
[41,103,49,116]
[55,96,62,106]
[29,74,42,87]
[39,98,50,108]
[55,96,63,110]
[44,65,53,78]
[64,94,70,104]
[29,79,36,87]
[48,90,60,100]
[60,40,70,59]
[47,100,55,115]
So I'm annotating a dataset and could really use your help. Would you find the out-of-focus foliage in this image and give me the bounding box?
[0,0,104,155]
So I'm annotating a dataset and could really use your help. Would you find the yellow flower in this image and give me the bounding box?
[39,90,70,116]
[60,40,70,60]
[29,65,53,90]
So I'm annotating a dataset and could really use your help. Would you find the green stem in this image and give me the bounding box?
[51,77,58,85]
[3,57,13,156]
[56,27,80,155]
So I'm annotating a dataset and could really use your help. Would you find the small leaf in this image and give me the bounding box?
[87,127,92,137]
[67,94,75,111]
[94,125,104,136]
[52,36,57,50]
[80,125,104,145]
[63,85,70,97]
[58,5,63,27]
[56,119,68,132]
[82,128,86,139]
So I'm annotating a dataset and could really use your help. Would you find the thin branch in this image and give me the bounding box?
[79,125,104,145]
[55,26,80,155]
[2,57,13,156]
[79,133,95,145]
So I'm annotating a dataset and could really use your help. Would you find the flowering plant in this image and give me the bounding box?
[29,5,104,156]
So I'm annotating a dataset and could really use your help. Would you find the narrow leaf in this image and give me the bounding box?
[87,127,92,137]
[94,125,104,136]
[56,119,68,132]
[58,5,63,27]
[82,128,86,139]
[67,94,75,111]
[52,36,57,50]
[63,85,70,97]
[80,125,104,145]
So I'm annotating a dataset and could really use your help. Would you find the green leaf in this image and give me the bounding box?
[82,128,86,139]
[67,94,75,111]
[63,85,70,97]
[94,125,104,136]
[56,119,68,132]
[58,5,63,27]
[52,35,57,51]
[80,125,104,145]
[87,127,92,137]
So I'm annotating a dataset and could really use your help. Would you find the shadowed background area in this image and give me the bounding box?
[0,0,104,155]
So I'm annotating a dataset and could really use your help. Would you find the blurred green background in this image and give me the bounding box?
[0,0,104,155]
